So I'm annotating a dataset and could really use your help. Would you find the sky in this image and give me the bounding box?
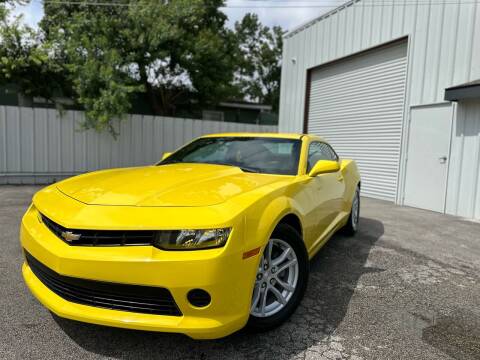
[10,0,340,33]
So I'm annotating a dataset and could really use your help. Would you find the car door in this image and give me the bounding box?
[303,141,345,250]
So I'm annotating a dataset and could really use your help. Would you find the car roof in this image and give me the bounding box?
[200,132,326,142]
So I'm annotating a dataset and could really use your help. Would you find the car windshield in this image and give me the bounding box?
[159,137,301,175]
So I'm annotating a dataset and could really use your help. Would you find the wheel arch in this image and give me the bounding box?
[243,195,306,252]
[267,210,308,256]
[275,213,303,240]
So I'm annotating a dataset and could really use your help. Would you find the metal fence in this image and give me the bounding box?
[0,106,278,184]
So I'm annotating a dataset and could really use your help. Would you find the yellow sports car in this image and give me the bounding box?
[20,133,360,339]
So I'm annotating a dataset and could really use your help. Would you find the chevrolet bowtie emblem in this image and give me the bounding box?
[61,231,81,242]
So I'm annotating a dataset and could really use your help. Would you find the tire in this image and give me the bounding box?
[343,186,360,236]
[247,223,309,332]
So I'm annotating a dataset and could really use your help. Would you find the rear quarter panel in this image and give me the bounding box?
[340,159,361,212]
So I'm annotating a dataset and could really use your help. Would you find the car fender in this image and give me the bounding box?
[243,195,304,255]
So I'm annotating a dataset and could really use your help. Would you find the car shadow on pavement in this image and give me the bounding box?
[52,217,384,360]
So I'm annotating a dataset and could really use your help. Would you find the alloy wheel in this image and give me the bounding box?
[250,238,299,317]
[352,189,360,230]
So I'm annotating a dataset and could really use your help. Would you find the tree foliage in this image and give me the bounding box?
[234,13,283,112]
[0,0,67,102]
[39,0,239,133]
[0,1,284,134]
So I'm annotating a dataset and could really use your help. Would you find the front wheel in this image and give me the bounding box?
[248,223,308,332]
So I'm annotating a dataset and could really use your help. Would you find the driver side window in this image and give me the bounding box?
[307,142,338,172]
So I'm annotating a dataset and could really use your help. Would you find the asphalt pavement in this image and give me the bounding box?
[1,185,479,360]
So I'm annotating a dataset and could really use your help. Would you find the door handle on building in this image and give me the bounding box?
[439,156,447,164]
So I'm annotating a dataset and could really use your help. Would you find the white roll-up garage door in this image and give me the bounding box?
[307,40,408,201]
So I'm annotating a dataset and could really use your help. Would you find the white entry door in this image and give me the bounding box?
[403,104,453,212]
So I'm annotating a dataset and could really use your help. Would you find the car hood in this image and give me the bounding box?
[56,163,288,207]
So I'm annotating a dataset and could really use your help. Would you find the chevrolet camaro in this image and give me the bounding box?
[20,133,360,339]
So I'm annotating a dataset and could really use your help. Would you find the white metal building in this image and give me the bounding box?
[279,0,480,220]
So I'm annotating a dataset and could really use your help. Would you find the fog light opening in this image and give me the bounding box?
[187,289,211,308]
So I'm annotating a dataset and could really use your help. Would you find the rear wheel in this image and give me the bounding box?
[343,186,360,236]
[248,223,308,332]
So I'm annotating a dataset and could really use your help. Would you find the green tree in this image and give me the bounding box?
[1,1,283,135]
[0,0,67,102]
[39,0,238,133]
[0,0,20,18]
[234,13,284,112]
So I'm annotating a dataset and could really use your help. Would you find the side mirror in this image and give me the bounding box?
[161,152,172,161]
[308,160,340,177]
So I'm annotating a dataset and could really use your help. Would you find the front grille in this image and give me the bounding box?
[25,251,182,316]
[41,214,156,246]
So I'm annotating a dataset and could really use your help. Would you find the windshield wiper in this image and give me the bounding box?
[206,162,261,173]
[236,166,261,173]
[158,160,260,173]
[157,160,181,165]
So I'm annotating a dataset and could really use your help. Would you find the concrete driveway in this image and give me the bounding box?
[1,185,479,360]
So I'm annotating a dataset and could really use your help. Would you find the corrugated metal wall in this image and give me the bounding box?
[446,100,480,219]
[280,0,480,133]
[0,106,278,184]
[279,0,480,204]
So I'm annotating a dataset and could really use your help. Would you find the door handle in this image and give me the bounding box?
[337,174,344,182]
[439,156,447,164]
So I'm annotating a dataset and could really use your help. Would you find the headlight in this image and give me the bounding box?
[153,228,231,250]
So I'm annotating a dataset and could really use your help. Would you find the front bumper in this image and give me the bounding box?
[20,205,260,339]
